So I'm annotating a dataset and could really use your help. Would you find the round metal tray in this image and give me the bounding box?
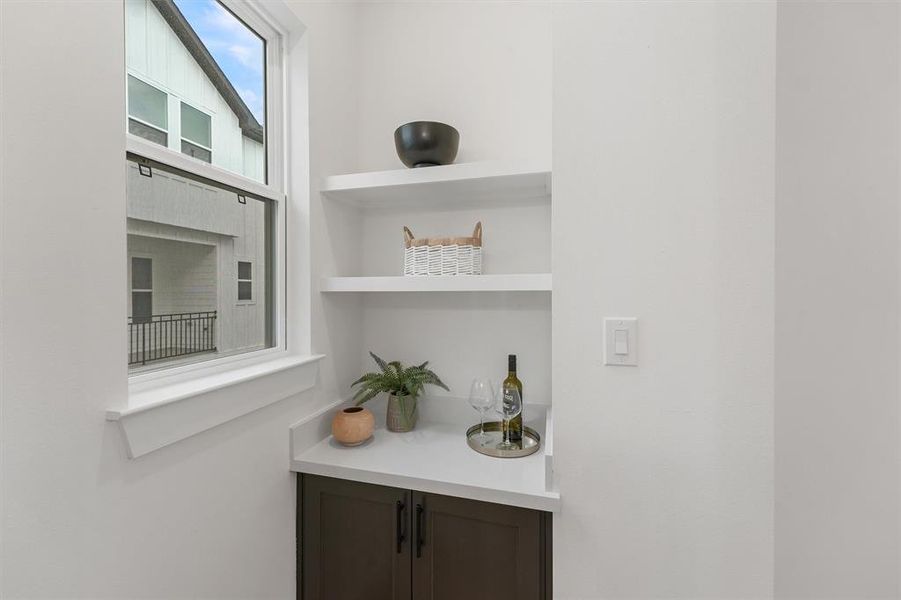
[466,421,541,458]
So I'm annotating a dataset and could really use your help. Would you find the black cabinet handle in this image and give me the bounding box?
[415,503,424,558]
[395,500,405,554]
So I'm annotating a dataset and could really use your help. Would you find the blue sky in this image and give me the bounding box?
[173,0,265,125]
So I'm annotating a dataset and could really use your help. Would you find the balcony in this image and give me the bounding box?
[128,311,217,366]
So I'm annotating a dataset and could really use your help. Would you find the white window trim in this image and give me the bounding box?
[109,0,317,458]
[108,354,324,458]
[127,135,272,198]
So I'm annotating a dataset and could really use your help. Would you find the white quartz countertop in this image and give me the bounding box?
[289,397,559,512]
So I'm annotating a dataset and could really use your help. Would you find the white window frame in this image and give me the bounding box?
[119,0,315,410]
[179,100,213,163]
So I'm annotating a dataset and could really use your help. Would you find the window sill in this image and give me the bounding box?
[107,353,325,458]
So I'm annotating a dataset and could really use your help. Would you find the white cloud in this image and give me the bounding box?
[179,0,265,122]
[204,2,263,70]
[200,1,263,72]
[228,44,258,70]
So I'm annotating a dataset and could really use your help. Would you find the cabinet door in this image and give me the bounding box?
[411,491,549,600]
[300,474,411,600]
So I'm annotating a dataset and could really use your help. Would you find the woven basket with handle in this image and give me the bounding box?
[403,222,482,276]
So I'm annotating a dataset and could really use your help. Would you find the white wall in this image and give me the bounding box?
[354,1,552,171]
[553,2,776,597]
[775,2,901,597]
[0,1,360,597]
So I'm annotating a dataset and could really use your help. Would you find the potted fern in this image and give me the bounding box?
[352,352,449,432]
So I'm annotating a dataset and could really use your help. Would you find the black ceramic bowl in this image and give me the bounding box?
[394,121,460,168]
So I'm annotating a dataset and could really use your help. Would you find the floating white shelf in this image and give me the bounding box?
[321,161,551,209]
[320,274,552,293]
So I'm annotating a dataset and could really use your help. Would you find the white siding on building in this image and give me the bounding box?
[215,236,267,354]
[125,0,264,181]
[242,136,265,183]
[126,161,243,236]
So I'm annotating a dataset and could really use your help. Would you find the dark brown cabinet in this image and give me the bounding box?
[300,475,411,600]
[298,474,551,600]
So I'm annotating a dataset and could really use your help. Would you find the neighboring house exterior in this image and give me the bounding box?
[125,0,265,180]
[125,0,269,368]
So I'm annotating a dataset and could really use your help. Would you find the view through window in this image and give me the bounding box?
[125,0,274,372]
[125,158,273,370]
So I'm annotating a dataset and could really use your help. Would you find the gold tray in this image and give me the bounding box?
[466,421,541,459]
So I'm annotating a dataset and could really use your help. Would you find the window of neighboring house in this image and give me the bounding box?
[131,257,153,324]
[181,102,212,163]
[237,260,253,302]
[124,0,286,376]
[127,75,168,147]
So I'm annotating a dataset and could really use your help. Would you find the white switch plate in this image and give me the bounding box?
[604,318,638,366]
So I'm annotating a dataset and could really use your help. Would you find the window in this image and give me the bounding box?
[131,257,153,324]
[124,0,285,375]
[127,75,168,146]
[237,261,253,301]
[181,102,212,163]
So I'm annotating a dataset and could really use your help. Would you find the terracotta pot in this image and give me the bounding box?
[331,406,374,446]
[386,394,418,432]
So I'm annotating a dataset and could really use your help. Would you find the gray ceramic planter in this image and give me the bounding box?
[386,394,418,432]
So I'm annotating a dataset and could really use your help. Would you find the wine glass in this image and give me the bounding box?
[468,379,497,446]
[495,387,522,450]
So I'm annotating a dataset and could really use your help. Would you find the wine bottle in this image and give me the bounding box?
[503,354,523,442]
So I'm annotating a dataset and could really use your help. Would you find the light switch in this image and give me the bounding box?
[605,318,638,366]
[614,329,629,355]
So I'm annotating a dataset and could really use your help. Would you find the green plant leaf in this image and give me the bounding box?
[423,368,450,391]
[351,372,380,387]
[355,351,449,400]
[354,388,381,406]
[387,361,403,380]
[370,352,391,374]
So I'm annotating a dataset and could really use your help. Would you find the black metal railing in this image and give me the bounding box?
[128,311,217,366]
